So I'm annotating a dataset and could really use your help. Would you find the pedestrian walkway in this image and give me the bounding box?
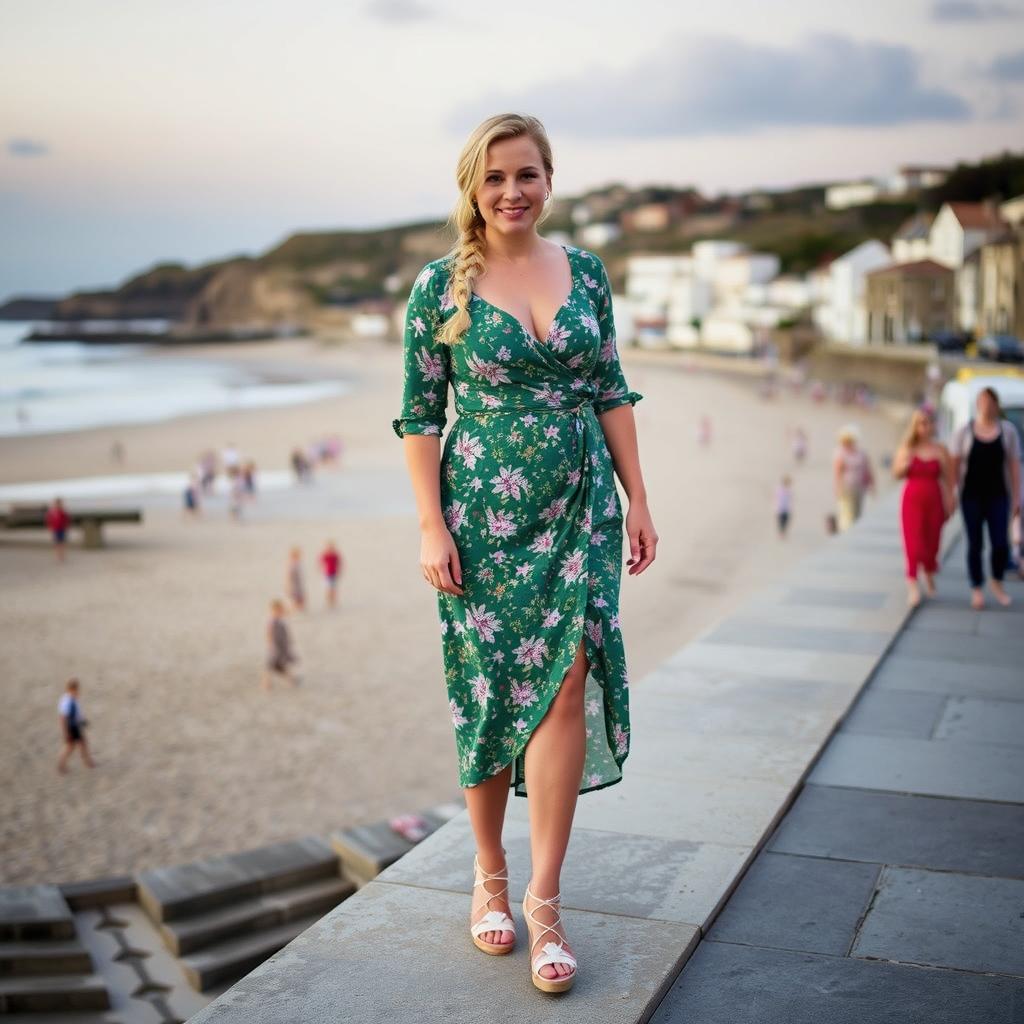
[650,535,1024,1023]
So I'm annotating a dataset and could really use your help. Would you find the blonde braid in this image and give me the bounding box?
[439,220,487,346]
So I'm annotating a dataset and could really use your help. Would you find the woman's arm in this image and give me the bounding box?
[597,406,658,575]
[402,435,463,595]
[892,444,910,480]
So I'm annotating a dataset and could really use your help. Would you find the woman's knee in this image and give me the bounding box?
[550,640,588,711]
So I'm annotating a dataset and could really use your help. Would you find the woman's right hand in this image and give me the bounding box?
[420,523,464,596]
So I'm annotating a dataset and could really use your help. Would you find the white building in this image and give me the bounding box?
[826,181,881,210]
[891,212,934,264]
[998,194,1024,227]
[886,165,948,196]
[929,201,1005,269]
[813,240,891,344]
[577,222,621,249]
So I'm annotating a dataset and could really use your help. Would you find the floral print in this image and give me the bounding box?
[392,244,642,797]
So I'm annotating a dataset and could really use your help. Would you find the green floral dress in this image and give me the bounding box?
[392,243,643,797]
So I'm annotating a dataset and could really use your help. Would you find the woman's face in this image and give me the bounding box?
[918,414,934,439]
[474,135,549,237]
[976,391,998,420]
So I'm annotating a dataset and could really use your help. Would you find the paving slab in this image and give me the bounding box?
[701,619,894,656]
[807,732,1024,802]
[705,851,880,956]
[505,770,797,848]
[188,881,700,1024]
[838,688,949,739]
[376,810,752,930]
[903,604,981,634]
[853,866,1024,978]
[666,641,876,687]
[889,628,1024,667]
[782,586,889,609]
[768,785,1024,879]
[871,653,1024,701]
[649,940,1024,1024]
[0,886,74,941]
[933,696,1024,747]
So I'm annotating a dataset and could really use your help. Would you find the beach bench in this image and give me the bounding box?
[0,504,143,548]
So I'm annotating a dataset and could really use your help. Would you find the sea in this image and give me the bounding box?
[0,321,350,438]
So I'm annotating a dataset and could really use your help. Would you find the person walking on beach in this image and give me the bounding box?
[791,426,808,464]
[183,474,201,518]
[57,679,95,773]
[393,114,655,994]
[775,475,793,538]
[287,547,306,611]
[951,387,1022,609]
[832,425,875,532]
[262,599,300,690]
[893,407,953,608]
[46,497,71,563]
[319,541,343,608]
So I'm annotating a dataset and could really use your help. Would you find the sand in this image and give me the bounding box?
[0,337,906,884]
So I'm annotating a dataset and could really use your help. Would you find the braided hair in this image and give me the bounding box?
[437,113,554,346]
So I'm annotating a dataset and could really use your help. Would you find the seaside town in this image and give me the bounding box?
[2,3,1024,1019]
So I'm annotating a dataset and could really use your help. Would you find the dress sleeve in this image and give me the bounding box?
[590,258,643,415]
[391,262,452,438]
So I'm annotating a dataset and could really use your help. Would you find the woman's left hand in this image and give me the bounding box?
[625,500,658,575]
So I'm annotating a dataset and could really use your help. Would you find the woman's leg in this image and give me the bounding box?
[464,762,514,946]
[961,496,985,607]
[523,636,589,979]
[985,497,1012,605]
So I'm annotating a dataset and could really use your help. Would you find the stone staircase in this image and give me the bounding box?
[136,836,353,993]
[0,885,111,1016]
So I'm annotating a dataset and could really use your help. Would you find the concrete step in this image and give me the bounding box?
[0,972,109,1013]
[0,938,93,975]
[181,913,322,992]
[136,836,339,923]
[0,886,75,942]
[160,875,354,955]
[0,1015,121,1023]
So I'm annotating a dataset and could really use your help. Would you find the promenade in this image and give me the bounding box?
[180,484,1024,1024]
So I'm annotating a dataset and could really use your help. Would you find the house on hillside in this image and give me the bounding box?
[977,225,1024,338]
[999,194,1024,228]
[892,212,934,264]
[813,240,892,345]
[929,201,1006,269]
[864,260,955,344]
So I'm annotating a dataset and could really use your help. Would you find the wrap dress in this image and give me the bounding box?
[392,243,642,798]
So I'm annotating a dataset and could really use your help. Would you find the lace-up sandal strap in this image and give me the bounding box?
[470,909,516,939]
[524,887,574,964]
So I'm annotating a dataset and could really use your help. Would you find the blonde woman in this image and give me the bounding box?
[832,425,875,531]
[392,113,655,993]
[892,407,953,607]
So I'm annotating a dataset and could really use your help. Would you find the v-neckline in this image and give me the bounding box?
[470,243,576,345]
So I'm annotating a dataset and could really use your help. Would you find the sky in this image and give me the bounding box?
[1,0,1023,300]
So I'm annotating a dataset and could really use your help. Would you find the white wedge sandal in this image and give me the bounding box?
[470,851,516,955]
[523,884,577,993]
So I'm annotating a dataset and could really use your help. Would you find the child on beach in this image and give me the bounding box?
[46,497,71,563]
[775,476,793,539]
[287,547,306,610]
[183,474,201,518]
[320,540,343,608]
[57,678,95,773]
[262,599,300,690]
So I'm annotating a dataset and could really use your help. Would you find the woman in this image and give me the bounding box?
[892,407,954,607]
[393,113,655,994]
[832,425,875,532]
[951,387,1022,609]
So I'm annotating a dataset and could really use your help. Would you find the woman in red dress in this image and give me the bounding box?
[892,407,954,607]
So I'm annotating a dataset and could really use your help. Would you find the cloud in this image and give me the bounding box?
[931,1,1022,20]
[989,49,1024,79]
[363,0,435,21]
[6,137,50,157]
[448,33,972,139]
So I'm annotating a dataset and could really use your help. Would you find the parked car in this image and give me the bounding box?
[977,334,1024,364]
[929,329,970,353]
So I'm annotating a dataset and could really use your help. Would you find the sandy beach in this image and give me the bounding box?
[0,337,907,884]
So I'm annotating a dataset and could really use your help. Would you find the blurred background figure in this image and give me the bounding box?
[791,426,808,463]
[242,459,258,498]
[775,475,793,539]
[950,387,1022,610]
[46,496,70,563]
[228,471,246,520]
[320,540,343,609]
[697,414,712,448]
[57,678,94,774]
[183,473,202,518]
[110,439,124,464]
[222,441,241,479]
[262,599,300,690]
[892,407,953,608]
[833,425,875,532]
[287,547,306,611]
[198,449,218,494]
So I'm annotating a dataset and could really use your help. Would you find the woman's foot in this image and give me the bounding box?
[470,851,515,951]
[989,580,1012,607]
[523,882,576,985]
[923,572,937,597]
[906,579,922,608]
[970,588,985,610]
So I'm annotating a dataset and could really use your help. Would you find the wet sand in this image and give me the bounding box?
[0,337,906,883]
